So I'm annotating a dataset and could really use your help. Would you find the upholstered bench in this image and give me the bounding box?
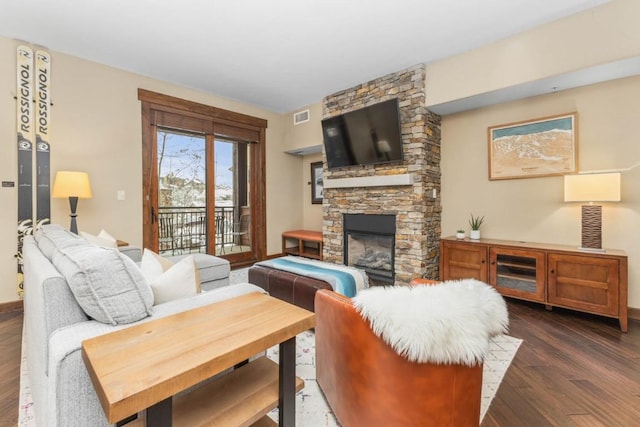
[248,264,332,312]
[120,247,231,292]
[248,257,368,312]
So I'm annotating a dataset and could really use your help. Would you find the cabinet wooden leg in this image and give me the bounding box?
[619,317,628,333]
[545,305,552,311]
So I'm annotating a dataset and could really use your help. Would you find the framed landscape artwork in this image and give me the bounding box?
[311,161,323,204]
[488,113,578,180]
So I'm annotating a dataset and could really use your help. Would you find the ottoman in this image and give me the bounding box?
[169,253,231,291]
[248,264,332,312]
[117,246,231,291]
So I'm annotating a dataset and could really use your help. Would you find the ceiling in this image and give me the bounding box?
[0,0,612,113]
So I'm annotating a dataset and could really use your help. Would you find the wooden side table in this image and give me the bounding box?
[82,293,315,426]
[282,230,323,260]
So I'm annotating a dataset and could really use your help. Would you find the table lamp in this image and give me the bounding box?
[52,171,92,234]
[564,172,620,252]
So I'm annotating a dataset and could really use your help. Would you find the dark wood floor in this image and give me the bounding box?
[1,309,23,427]
[1,301,638,427]
[483,301,640,427]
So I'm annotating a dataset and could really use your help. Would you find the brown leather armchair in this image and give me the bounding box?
[315,289,483,427]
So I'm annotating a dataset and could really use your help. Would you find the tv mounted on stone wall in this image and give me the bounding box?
[321,98,403,170]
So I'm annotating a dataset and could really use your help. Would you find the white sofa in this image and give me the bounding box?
[22,225,263,427]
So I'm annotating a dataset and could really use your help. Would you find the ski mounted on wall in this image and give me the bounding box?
[16,45,35,298]
[35,50,51,229]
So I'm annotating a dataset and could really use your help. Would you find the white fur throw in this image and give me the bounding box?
[352,279,509,366]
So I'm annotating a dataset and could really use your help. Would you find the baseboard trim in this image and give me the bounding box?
[264,253,285,261]
[628,307,640,321]
[0,299,23,313]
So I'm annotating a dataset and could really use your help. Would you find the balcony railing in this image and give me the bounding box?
[157,206,244,256]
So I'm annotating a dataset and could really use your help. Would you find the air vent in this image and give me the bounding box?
[293,109,310,125]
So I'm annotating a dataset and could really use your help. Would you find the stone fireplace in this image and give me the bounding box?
[322,64,441,285]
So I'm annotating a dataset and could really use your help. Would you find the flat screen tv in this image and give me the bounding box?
[321,98,403,170]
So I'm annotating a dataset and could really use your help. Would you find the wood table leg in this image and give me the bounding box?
[279,337,296,427]
[146,396,172,427]
[116,414,137,426]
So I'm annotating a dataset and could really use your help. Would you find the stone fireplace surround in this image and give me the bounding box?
[322,64,442,285]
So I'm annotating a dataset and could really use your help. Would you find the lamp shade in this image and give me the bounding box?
[52,171,92,199]
[564,172,620,202]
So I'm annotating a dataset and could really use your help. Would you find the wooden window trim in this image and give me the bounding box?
[138,89,267,130]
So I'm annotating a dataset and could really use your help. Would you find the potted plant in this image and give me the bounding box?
[468,214,484,240]
[456,229,466,239]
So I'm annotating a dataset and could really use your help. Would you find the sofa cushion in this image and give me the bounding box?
[34,224,86,260]
[52,244,154,325]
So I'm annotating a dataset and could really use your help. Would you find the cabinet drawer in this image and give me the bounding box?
[548,254,619,316]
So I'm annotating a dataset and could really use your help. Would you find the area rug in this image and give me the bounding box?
[19,267,522,426]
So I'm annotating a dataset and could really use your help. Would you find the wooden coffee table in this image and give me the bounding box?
[82,292,316,427]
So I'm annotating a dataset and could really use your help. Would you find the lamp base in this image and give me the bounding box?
[581,204,602,251]
[68,196,79,234]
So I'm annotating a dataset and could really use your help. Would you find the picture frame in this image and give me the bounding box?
[310,161,323,204]
[488,112,578,180]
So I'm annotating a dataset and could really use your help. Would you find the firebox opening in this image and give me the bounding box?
[343,214,396,286]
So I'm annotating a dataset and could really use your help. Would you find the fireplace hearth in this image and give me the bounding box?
[344,214,395,286]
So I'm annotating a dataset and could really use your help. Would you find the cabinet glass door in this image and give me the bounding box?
[490,247,545,302]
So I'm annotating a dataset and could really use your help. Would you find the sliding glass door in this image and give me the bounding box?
[154,129,253,257]
[213,139,252,256]
[156,129,207,255]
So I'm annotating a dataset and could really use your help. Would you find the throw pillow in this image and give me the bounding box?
[80,229,118,248]
[140,248,175,277]
[98,229,117,242]
[52,244,154,325]
[34,224,86,260]
[140,249,201,304]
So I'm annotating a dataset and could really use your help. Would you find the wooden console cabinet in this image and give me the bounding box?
[440,237,628,332]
